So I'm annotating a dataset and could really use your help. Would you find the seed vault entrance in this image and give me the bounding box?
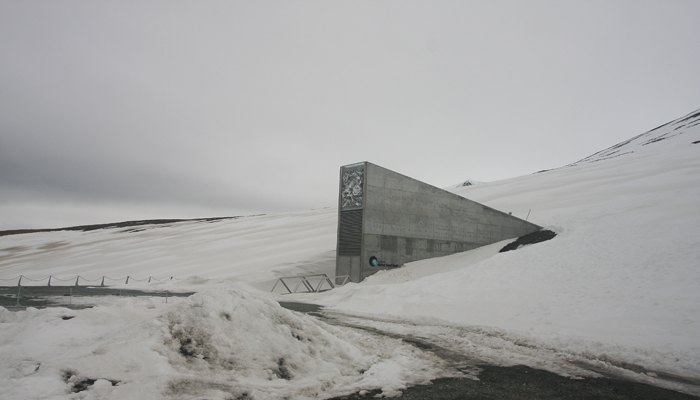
[335,162,541,283]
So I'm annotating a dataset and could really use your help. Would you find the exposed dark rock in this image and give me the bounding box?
[500,230,557,253]
[0,215,266,237]
[61,369,119,393]
[276,357,292,380]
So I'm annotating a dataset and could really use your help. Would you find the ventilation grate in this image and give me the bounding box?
[338,209,363,255]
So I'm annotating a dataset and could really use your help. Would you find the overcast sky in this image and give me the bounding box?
[1,1,699,230]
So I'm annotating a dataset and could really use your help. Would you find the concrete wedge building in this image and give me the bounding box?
[336,162,541,283]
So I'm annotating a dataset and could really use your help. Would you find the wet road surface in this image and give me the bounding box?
[2,294,697,399]
[280,301,700,400]
[328,365,700,400]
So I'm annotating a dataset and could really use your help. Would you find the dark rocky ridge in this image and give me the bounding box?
[0,215,264,237]
[499,229,557,253]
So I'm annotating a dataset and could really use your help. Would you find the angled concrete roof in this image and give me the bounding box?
[336,162,541,282]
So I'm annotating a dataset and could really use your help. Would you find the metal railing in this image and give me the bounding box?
[0,275,175,287]
[1,285,191,309]
[271,274,352,294]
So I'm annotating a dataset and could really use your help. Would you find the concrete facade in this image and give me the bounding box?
[336,162,541,283]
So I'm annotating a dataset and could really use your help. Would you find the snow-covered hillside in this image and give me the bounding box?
[313,108,700,390]
[0,208,338,290]
[1,108,699,398]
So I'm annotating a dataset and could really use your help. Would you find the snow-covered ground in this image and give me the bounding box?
[314,109,700,387]
[1,285,451,399]
[0,208,338,291]
[1,109,699,398]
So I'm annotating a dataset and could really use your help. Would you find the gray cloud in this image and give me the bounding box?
[1,1,700,229]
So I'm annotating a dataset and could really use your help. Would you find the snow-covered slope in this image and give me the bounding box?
[316,108,700,383]
[1,108,700,396]
[0,208,337,290]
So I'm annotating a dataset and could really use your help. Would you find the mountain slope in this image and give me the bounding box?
[0,209,337,290]
[317,108,700,383]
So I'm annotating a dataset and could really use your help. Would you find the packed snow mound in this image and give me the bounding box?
[162,289,369,381]
[0,287,447,399]
[160,288,445,398]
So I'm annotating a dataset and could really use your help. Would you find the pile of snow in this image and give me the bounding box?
[0,285,446,399]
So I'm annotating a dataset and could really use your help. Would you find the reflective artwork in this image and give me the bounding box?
[341,168,364,209]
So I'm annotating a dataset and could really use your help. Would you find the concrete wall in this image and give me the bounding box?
[336,162,541,282]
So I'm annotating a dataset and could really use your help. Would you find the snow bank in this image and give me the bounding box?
[0,286,446,399]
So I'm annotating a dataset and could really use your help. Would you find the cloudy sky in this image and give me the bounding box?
[1,1,699,230]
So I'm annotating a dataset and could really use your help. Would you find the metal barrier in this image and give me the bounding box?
[271,274,351,294]
[335,275,352,286]
[1,285,193,309]
[0,275,175,287]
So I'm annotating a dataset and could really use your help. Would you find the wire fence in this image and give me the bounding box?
[0,275,177,287]
[0,284,194,310]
